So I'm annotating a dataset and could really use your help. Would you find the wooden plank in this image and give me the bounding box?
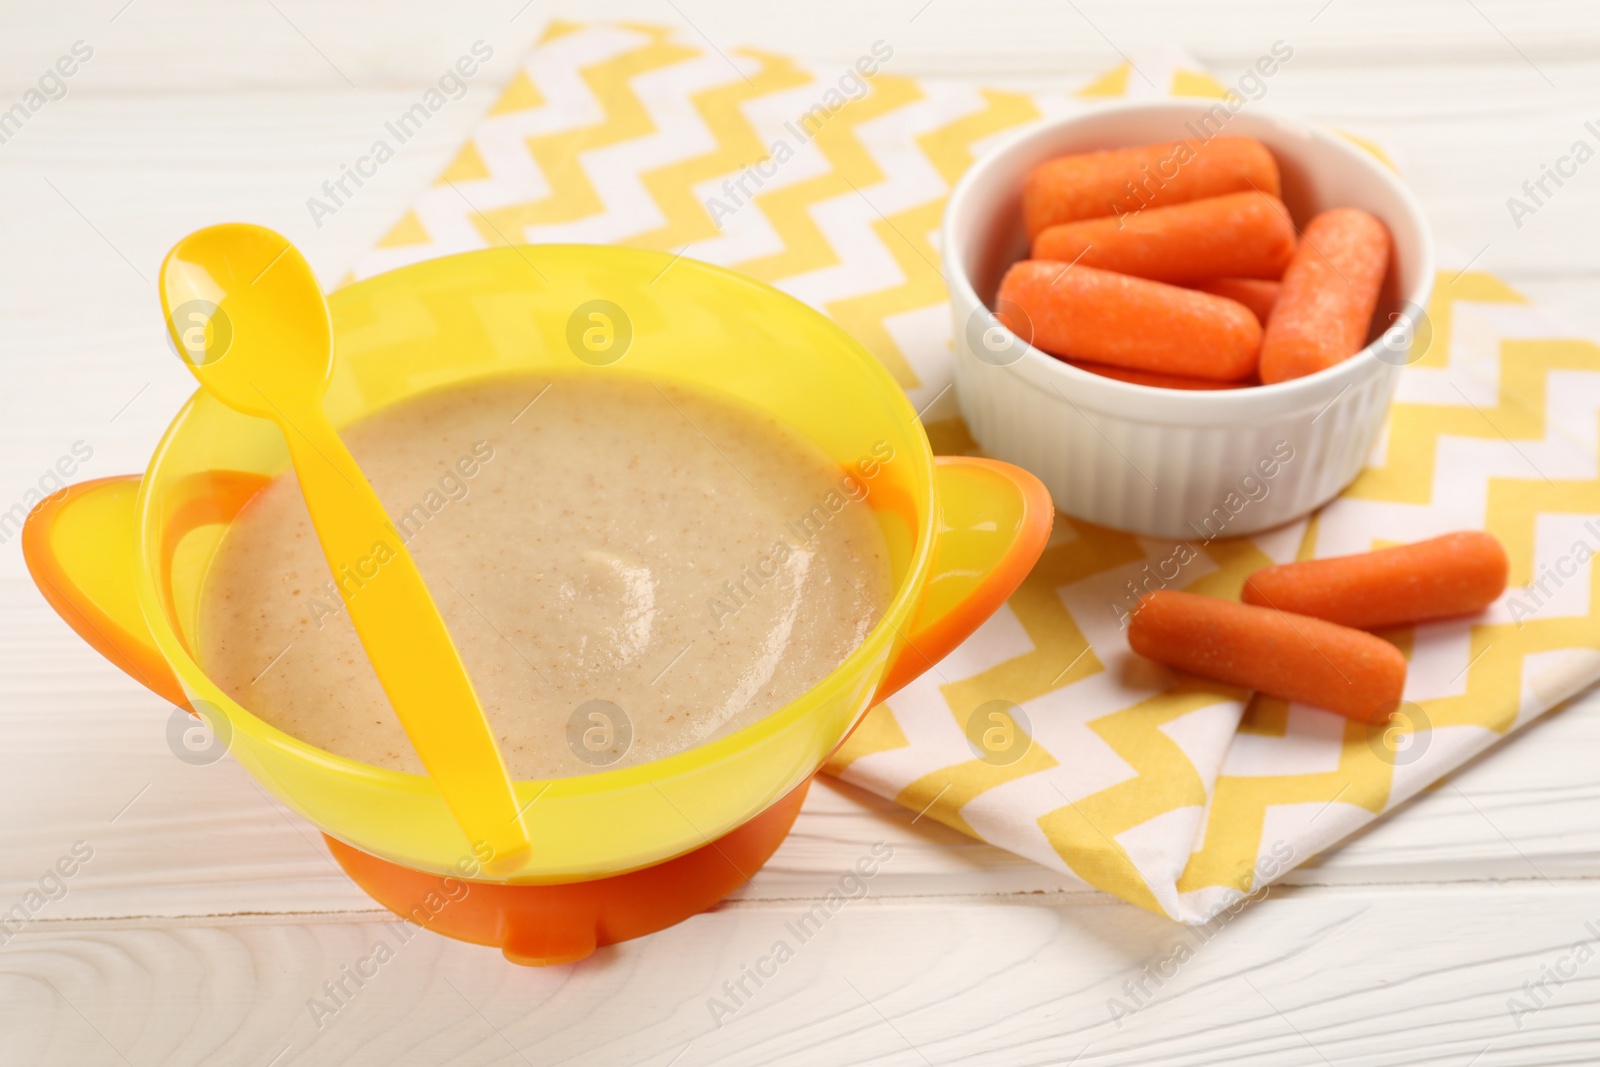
[3,885,1599,1066]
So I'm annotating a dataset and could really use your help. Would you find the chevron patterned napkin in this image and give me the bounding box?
[348,21,1600,922]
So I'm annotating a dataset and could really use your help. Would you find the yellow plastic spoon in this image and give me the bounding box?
[160,223,531,873]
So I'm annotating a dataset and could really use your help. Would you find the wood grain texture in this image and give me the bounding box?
[2,0,1599,1062]
[5,888,1600,1066]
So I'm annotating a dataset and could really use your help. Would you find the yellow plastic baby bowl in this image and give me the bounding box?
[25,244,1052,964]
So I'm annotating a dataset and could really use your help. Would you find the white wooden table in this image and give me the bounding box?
[3,2,1599,1063]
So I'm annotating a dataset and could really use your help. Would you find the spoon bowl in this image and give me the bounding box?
[161,224,333,420]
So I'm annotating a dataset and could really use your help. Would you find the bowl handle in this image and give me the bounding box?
[873,456,1053,702]
[23,476,192,707]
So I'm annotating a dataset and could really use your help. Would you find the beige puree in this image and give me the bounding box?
[198,374,893,779]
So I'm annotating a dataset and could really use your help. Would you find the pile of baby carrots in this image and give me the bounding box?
[1127,532,1509,722]
[999,136,1391,387]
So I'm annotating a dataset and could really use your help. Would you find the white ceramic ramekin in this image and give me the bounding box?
[944,100,1434,539]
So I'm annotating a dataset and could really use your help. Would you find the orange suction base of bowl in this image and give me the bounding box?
[324,778,810,966]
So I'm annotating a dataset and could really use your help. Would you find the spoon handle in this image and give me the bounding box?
[274,400,531,870]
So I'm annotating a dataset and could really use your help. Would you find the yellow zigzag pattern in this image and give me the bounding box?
[1349,273,1530,505]
[705,73,926,389]
[832,422,1276,908]
[830,418,1134,788]
[385,28,1028,390]
[628,47,813,252]
[1178,273,1600,897]
[684,63,1037,391]
[820,89,1042,392]
[1041,689,1240,912]
[475,26,699,240]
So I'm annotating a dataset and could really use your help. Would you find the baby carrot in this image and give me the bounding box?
[1023,136,1281,237]
[1242,531,1509,630]
[1259,208,1392,384]
[1127,590,1407,722]
[1031,192,1296,285]
[997,261,1261,381]
[1195,278,1281,324]
[1068,361,1251,390]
